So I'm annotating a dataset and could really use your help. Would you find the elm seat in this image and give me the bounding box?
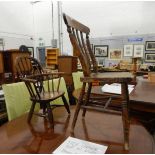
[63,13,134,150]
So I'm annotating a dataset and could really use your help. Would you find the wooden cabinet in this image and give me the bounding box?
[58,56,77,85]
[3,50,30,82]
[0,53,4,84]
[58,56,77,105]
[0,53,4,74]
[46,48,59,66]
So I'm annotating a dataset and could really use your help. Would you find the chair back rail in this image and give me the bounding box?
[15,56,43,79]
[63,13,98,76]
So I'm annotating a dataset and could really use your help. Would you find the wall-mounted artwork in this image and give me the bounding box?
[109,49,122,60]
[145,41,155,51]
[133,45,144,57]
[123,45,133,57]
[27,47,34,57]
[96,57,105,66]
[145,53,155,62]
[94,45,108,57]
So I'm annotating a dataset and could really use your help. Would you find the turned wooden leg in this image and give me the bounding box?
[46,102,54,128]
[42,104,47,116]
[27,101,36,123]
[71,82,86,133]
[62,95,70,114]
[82,83,92,117]
[121,82,130,151]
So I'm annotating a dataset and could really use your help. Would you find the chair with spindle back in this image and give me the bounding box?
[22,72,70,128]
[63,13,134,150]
[15,56,70,128]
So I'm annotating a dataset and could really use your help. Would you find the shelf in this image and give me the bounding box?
[46,48,59,66]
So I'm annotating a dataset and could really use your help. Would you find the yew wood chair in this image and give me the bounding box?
[63,13,133,150]
[21,73,70,128]
[15,56,70,128]
[15,56,44,80]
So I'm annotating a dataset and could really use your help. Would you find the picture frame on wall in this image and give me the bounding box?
[145,41,155,51]
[27,47,34,57]
[109,49,122,60]
[94,45,108,57]
[133,45,144,57]
[145,53,155,62]
[123,45,133,57]
[96,57,105,66]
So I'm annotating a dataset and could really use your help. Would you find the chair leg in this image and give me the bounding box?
[42,104,47,115]
[46,102,54,128]
[121,83,130,151]
[28,101,36,123]
[82,83,92,117]
[71,82,86,133]
[62,95,70,114]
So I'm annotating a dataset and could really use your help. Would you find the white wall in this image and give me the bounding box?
[62,1,155,55]
[33,1,59,47]
[0,1,34,50]
[1,1,154,57]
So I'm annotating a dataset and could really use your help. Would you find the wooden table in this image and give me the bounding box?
[73,77,155,133]
[0,106,154,153]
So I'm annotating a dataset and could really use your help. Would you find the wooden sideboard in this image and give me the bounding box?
[1,50,30,83]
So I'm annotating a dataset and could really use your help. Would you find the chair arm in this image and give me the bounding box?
[21,77,37,84]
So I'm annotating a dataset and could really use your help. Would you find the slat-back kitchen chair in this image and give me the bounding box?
[15,56,44,80]
[63,13,133,150]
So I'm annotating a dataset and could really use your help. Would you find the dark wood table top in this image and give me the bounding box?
[0,106,154,153]
[73,77,155,112]
[130,77,155,104]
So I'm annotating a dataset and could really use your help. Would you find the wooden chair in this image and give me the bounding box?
[63,13,133,150]
[15,56,70,128]
[22,73,70,128]
[15,56,44,80]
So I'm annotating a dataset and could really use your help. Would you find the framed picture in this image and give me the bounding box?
[145,53,155,62]
[123,45,133,57]
[109,49,122,60]
[96,57,105,66]
[133,45,144,57]
[94,45,108,57]
[145,41,155,51]
[27,47,34,57]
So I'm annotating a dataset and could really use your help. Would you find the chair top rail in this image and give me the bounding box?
[63,13,90,34]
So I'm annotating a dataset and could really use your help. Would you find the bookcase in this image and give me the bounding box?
[46,48,59,67]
